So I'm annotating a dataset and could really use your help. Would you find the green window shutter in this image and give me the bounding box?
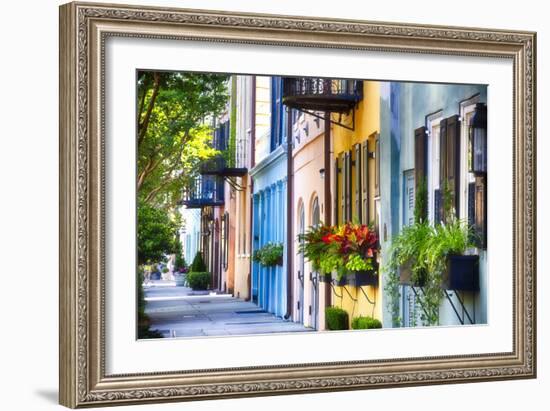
[354,143,362,222]
[345,150,352,222]
[361,140,369,225]
[374,134,380,198]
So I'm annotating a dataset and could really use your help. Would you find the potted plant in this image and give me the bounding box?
[173,247,188,286]
[185,251,210,290]
[297,224,335,283]
[299,222,379,287]
[385,217,479,326]
[253,242,284,267]
[423,219,479,292]
[389,222,431,287]
[321,222,379,287]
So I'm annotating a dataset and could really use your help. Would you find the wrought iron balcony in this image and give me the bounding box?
[282,78,363,113]
[181,175,224,208]
[200,121,248,177]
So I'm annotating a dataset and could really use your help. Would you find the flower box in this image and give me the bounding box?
[442,254,479,291]
[318,273,332,283]
[346,265,379,287]
[399,258,427,287]
[331,272,347,286]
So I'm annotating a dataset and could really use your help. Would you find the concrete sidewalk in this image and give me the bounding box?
[143,281,313,338]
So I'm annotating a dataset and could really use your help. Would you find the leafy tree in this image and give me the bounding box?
[137,71,229,207]
[137,201,178,265]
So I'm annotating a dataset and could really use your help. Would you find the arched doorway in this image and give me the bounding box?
[309,196,320,329]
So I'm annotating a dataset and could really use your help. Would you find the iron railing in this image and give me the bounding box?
[282,77,363,113]
[181,175,225,208]
[200,120,248,177]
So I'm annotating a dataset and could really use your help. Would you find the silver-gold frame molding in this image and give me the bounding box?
[59,2,537,408]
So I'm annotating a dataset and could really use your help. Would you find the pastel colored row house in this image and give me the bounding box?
[379,81,488,327]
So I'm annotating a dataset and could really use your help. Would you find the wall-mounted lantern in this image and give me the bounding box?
[470,103,487,175]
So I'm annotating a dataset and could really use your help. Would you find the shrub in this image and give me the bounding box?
[351,316,382,330]
[186,271,210,290]
[174,238,187,271]
[325,307,349,330]
[190,251,207,272]
[162,267,169,273]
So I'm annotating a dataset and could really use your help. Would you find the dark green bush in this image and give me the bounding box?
[190,251,207,272]
[351,316,382,330]
[186,271,210,290]
[325,307,349,330]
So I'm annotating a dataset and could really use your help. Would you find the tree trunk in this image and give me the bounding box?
[138,72,161,147]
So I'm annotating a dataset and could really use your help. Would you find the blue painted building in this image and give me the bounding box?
[379,81,488,327]
[249,76,289,318]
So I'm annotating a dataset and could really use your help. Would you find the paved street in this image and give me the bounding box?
[144,280,313,338]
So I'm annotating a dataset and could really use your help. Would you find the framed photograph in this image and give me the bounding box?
[59,1,537,408]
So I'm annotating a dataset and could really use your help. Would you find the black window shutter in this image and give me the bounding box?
[439,118,448,187]
[361,140,369,225]
[354,144,362,222]
[414,126,427,220]
[468,182,476,228]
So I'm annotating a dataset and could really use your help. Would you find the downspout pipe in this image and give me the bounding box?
[247,76,256,302]
[284,106,294,320]
[324,111,332,308]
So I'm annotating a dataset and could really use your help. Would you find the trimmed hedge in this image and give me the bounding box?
[190,251,207,272]
[186,271,210,290]
[325,307,349,330]
[351,316,382,330]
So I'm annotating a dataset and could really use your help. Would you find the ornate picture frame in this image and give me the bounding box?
[59,1,536,408]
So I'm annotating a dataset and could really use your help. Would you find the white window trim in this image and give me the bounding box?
[426,111,443,224]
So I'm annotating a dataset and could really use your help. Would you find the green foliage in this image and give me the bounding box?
[227,76,238,168]
[162,267,169,273]
[253,242,284,267]
[190,251,207,272]
[186,271,210,290]
[383,218,475,326]
[414,177,428,224]
[297,223,335,272]
[137,267,164,339]
[325,307,349,330]
[137,71,229,207]
[351,316,382,330]
[345,253,373,272]
[137,201,177,265]
[298,222,379,280]
[174,237,187,271]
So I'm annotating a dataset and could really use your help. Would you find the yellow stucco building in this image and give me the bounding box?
[330,80,383,327]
